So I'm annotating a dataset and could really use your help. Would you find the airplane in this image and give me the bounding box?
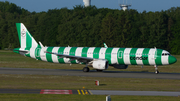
[13,23,177,74]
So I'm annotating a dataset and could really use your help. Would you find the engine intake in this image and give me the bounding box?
[92,60,109,70]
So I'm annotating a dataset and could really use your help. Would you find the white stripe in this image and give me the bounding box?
[99,48,107,59]
[29,48,36,59]
[161,50,169,65]
[21,23,27,48]
[63,47,71,63]
[40,47,48,62]
[111,48,119,64]
[136,48,144,65]
[148,49,156,65]
[124,48,132,65]
[51,47,59,63]
[87,47,95,58]
[75,47,83,63]
[75,47,83,56]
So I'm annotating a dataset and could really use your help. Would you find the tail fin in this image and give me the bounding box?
[16,23,38,48]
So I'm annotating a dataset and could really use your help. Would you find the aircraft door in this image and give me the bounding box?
[35,48,41,58]
[118,51,123,59]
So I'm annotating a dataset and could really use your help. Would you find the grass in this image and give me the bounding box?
[0,94,180,101]
[0,74,180,91]
[0,50,180,73]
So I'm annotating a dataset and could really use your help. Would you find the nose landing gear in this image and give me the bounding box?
[154,65,159,74]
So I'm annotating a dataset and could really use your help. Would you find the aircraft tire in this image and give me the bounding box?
[83,67,89,72]
[155,70,159,74]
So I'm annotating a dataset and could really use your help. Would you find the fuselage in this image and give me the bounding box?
[14,47,177,66]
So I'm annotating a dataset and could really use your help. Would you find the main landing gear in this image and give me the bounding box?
[83,67,89,72]
[154,65,159,74]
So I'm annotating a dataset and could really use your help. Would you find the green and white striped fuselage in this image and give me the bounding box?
[13,23,177,73]
[21,47,173,66]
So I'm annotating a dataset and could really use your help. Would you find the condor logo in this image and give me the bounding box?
[130,56,148,60]
[21,29,26,37]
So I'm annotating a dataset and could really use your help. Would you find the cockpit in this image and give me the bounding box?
[162,53,170,56]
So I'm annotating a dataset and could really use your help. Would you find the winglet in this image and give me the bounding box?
[104,43,108,48]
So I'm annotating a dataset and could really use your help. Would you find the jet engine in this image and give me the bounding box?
[111,64,128,69]
[92,60,109,70]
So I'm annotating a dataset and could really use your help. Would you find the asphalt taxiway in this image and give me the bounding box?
[0,67,180,79]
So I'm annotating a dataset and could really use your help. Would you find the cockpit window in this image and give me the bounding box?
[162,53,170,56]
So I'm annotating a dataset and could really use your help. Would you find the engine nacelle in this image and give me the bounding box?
[111,64,128,69]
[92,60,109,70]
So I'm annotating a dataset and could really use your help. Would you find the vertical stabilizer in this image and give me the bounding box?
[16,23,38,48]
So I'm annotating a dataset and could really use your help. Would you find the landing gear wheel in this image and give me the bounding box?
[83,67,89,72]
[96,69,103,72]
[155,70,159,74]
[154,65,159,74]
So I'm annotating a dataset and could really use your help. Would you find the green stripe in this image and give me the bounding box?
[81,47,89,57]
[46,47,54,63]
[142,48,150,65]
[16,23,21,46]
[155,49,163,65]
[25,47,30,57]
[93,47,101,59]
[26,31,32,48]
[69,47,77,64]
[35,48,41,60]
[105,48,113,64]
[117,48,125,65]
[58,47,65,63]
[130,48,138,65]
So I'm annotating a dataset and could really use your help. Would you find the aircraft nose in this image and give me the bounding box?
[169,56,177,64]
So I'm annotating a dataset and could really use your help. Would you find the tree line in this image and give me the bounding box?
[0,1,180,54]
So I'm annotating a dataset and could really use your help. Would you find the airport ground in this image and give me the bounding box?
[0,50,180,101]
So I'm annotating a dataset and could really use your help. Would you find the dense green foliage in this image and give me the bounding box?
[0,1,180,54]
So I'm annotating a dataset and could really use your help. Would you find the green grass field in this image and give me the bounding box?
[0,94,180,101]
[0,50,180,101]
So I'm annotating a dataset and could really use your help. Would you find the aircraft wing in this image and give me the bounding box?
[45,51,94,63]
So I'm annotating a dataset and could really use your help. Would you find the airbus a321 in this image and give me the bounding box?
[13,23,177,74]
